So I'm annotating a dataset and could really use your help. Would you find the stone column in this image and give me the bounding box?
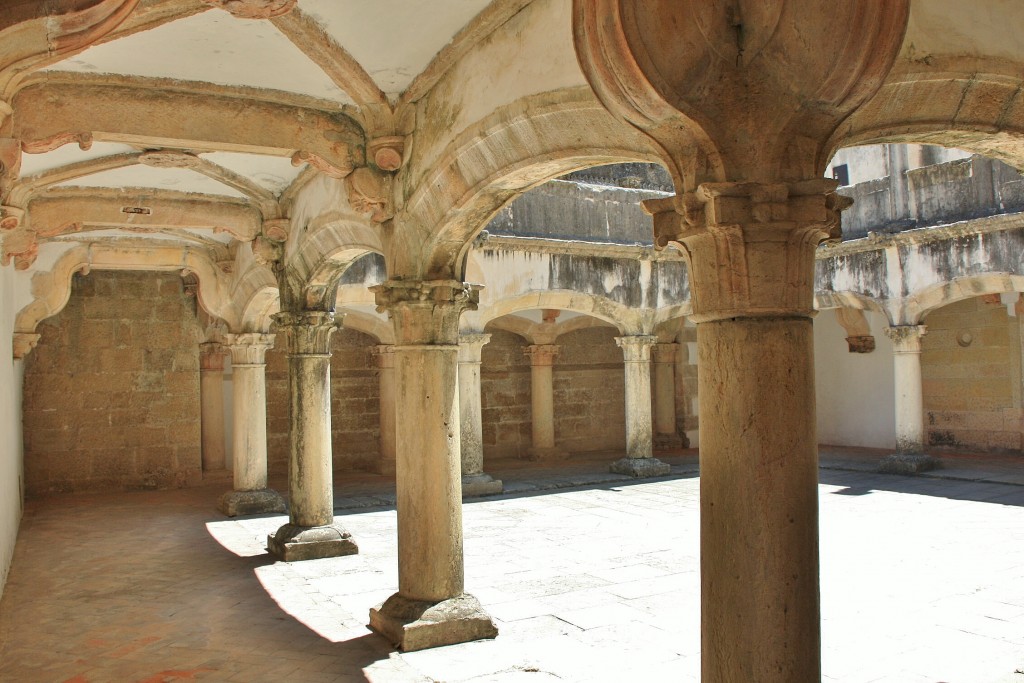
[651,342,684,450]
[217,333,285,517]
[524,344,565,460]
[609,336,670,477]
[266,310,357,562]
[459,334,502,496]
[371,345,397,476]
[647,181,845,682]
[880,325,936,473]
[369,280,497,651]
[199,342,227,472]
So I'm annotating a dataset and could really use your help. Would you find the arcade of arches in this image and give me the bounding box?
[2,1,1024,680]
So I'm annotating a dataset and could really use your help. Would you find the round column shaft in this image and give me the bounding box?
[610,336,670,477]
[880,325,936,473]
[459,334,502,496]
[373,345,397,476]
[524,344,563,460]
[651,342,683,449]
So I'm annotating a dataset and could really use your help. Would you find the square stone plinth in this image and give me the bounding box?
[610,456,672,478]
[267,523,358,562]
[462,473,503,497]
[369,593,498,652]
[217,489,286,517]
[879,453,939,475]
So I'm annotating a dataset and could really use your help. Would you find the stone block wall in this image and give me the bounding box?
[480,329,533,458]
[22,271,204,494]
[265,328,380,474]
[922,296,1023,452]
[553,327,626,453]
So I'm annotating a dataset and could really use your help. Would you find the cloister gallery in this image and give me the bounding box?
[1,1,1024,681]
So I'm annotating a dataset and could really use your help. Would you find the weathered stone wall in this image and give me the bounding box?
[265,328,380,474]
[22,271,204,494]
[552,327,626,453]
[480,329,533,458]
[0,264,24,600]
[922,296,1023,452]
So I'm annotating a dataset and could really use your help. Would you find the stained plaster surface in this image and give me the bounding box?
[0,450,1022,682]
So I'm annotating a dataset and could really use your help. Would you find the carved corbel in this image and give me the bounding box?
[345,167,392,223]
[291,150,353,179]
[250,234,283,268]
[1,228,38,270]
[367,136,405,172]
[262,218,290,243]
[46,0,140,53]
[202,0,297,19]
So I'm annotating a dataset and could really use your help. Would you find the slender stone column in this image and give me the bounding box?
[266,310,357,561]
[524,344,565,460]
[609,336,671,477]
[199,342,227,472]
[652,342,684,450]
[369,280,497,651]
[880,325,936,473]
[458,334,502,496]
[371,345,397,476]
[647,180,845,682]
[217,333,285,517]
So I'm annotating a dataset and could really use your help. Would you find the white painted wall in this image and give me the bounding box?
[0,264,25,600]
[814,309,896,449]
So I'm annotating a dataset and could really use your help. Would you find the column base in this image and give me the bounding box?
[369,592,498,652]
[266,522,358,562]
[653,433,685,451]
[609,456,672,478]
[878,453,939,475]
[462,473,503,497]
[217,488,286,517]
[525,446,568,461]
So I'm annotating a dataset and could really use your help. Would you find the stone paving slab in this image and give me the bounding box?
[1,458,1022,682]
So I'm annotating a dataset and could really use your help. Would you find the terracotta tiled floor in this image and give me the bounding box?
[1,451,1022,682]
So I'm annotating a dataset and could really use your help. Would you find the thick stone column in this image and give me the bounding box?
[199,342,227,472]
[524,344,565,460]
[371,345,397,476]
[610,336,670,477]
[880,325,936,473]
[458,334,502,496]
[217,333,285,517]
[369,280,497,651]
[266,310,357,562]
[652,342,685,450]
[647,181,844,682]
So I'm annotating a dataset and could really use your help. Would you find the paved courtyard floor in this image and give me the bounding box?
[1,451,1022,682]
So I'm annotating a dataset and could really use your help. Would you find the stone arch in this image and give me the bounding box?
[15,243,236,336]
[828,61,1024,170]
[337,308,393,345]
[388,88,661,280]
[475,290,641,335]
[814,291,886,316]
[484,310,615,345]
[904,273,1024,324]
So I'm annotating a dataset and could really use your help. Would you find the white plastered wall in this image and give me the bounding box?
[0,264,25,599]
[814,309,896,449]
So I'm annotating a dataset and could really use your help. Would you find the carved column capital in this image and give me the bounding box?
[885,325,927,354]
[458,334,492,364]
[372,344,395,369]
[199,342,227,371]
[372,280,481,346]
[648,180,850,322]
[652,342,679,365]
[615,335,657,363]
[524,344,560,366]
[272,310,338,356]
[223,333,276,366]
[12,332,40,360]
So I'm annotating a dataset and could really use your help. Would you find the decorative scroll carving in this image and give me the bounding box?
[46,0,140,53]
[291,150,352,179]
[12,332,41,360]
[262,218,290,242]
[139,150,203,169]
[368,136,405,172]
[344,167,392,223]
[21,132,93,155]
[648,179,846,321]
[202,0,297,19]
[0,206,24,231]
[1,228,38,270]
